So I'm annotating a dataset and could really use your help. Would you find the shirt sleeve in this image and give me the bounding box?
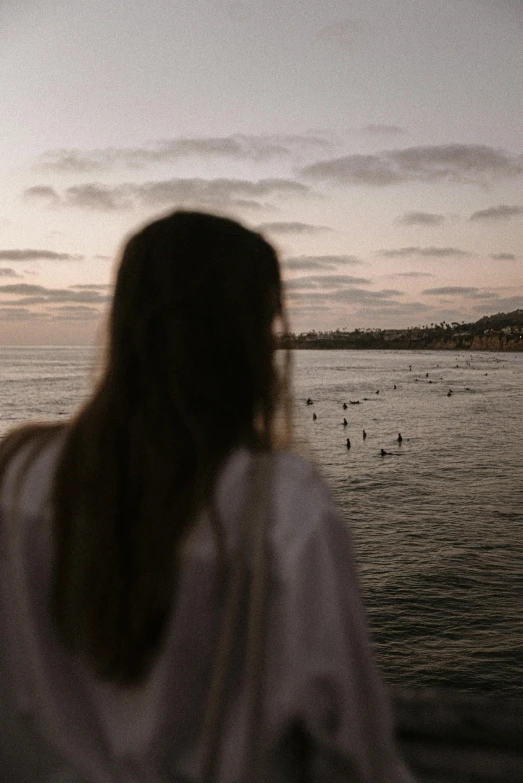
[268,464,415,783]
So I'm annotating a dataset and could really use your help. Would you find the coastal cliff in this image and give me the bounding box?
[281,309,523,352]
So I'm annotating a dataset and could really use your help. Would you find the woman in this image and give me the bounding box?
[0,212,414,782]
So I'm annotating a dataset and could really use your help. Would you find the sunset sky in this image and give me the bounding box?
[1,0,522,343]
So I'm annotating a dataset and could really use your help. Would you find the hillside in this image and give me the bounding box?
[281,310,523,351]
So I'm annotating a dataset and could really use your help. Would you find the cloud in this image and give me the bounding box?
[69,284,113,290]
[287,304,330,313]
[37,134,331,172]
[472,296,523,313]
[388,271,434,278]
[397,211,445,225]
[0,307,49,321]
[0,283,111,305]
[469,204,523,220]
[23,185,60,204]
[422,286,479,295]
[285,287,403,307]
[467,291,500,300]
[353,302,431,319]
[24,178,309,212]
[0,249,83,261]
[380,246,471,258]
[49,305,102,320]
[282,254,364,271]
[490,253,517,261]
[361,124,406,135]
[0,268,22,278]
[256,221,332,235]
[285,274,371,291]
[300,144,523,186]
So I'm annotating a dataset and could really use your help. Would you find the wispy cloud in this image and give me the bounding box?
[0,307,49,321]
[361,124,406,135]
[379,246,471,258]
[282,254,364,271]
[467,291,500,300]
[256,221,332,235]
[0,268,22,278]
[69,283,113,290]
[24,186,60,204]
[469,204,523,220]
[0,249,83,261]
[388,271,434,278]
[353,302,430,319]
[285,274,371,291]
[423,286,479,295]
[472,296,523,313]
[37,134,331,173]
[300,144,523,186]
[24,178,309,212]
[49,305,102,320]
[397,211,445,225]
[0,283,110,305]
[285,287,403,306]
[490,253,517,261]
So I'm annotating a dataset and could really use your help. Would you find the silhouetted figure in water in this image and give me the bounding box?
[306,398,313,405]
[397,433,402,444]
[409,365,412,371]
[380,449,389,456]
[375,390,379,395]
[393,384,396,390]
[363,430,367,440]
[414,378,418,383]
[447,389,452,397]
[313,412,317,420]
[346,439,351,449]
[425,373,429,378]
[343,418,348,426]
[343,402,348,410]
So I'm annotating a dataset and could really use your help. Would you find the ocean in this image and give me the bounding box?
[1,345,522,694]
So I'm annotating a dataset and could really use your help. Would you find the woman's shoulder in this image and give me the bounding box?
[0,423,66,517]
[216,446,338,547]
[220,445,330,501]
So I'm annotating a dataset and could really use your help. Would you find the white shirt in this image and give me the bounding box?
[0,437,415,782]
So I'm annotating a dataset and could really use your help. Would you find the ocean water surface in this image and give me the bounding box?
[1,346,522,694]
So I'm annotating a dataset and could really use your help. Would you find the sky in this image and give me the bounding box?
[0,0,522,344]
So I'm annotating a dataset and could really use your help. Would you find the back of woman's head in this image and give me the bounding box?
[50,211,290,684]
[108,211,285,451]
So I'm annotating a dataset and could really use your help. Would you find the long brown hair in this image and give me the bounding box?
[0,211,291,684]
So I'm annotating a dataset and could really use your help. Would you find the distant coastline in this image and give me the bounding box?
[281,309,523,352]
